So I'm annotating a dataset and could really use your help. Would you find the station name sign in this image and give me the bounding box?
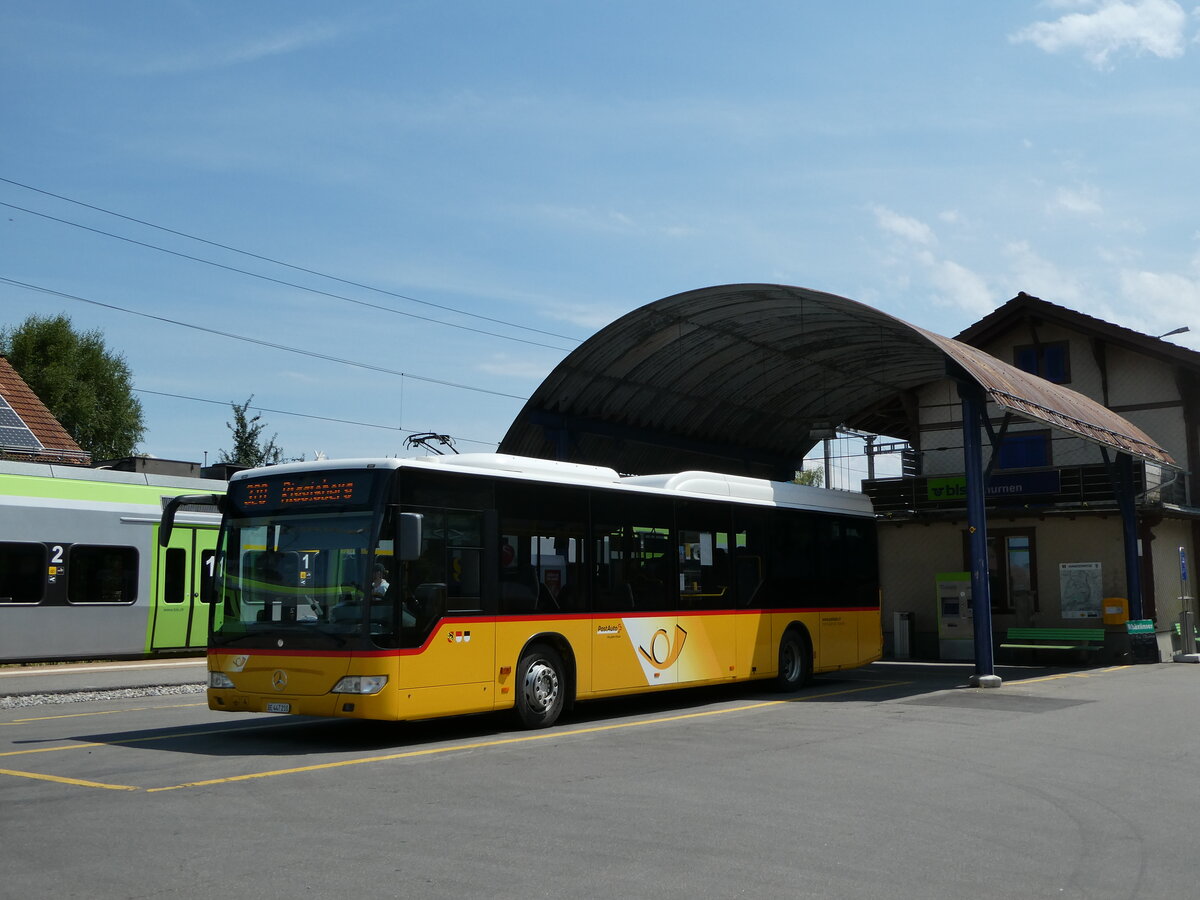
[927,471,1062,502]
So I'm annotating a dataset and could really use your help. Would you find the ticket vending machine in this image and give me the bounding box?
[936,572,974,661]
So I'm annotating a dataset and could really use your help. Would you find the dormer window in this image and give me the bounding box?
[1013,341,1071,384]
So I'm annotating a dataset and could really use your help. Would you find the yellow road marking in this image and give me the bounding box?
[0,719,302,758]
[0,767,138,791]
[149,681,910,793]
[1016,665,1132,685]
[5,703,207,725]
[0,680,908,792]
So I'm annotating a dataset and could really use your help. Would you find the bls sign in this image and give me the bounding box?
[637,625,688,670]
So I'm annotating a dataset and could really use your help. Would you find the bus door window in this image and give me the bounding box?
[766,510,823,607]
[592,494,673,612]
[731,508,767,608]
[445,511,483,613]
[496,483,588,614]
[676,502,734,610]
[397,507,485,647]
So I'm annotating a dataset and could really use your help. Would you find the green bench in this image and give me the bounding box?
[1172,622,1200,644]
[1000,627,1106,662]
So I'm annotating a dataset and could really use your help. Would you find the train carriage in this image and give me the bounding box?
[0,460,223,662]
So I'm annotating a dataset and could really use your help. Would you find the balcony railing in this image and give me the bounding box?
[862,462,1189,517]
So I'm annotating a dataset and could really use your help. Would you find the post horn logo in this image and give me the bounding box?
[638,625,688,670]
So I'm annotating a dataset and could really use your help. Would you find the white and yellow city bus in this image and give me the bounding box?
[162,454,880,728]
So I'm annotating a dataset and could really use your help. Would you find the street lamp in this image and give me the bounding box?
[1157,326,1190,338]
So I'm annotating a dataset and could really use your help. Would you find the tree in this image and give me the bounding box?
[218,396,284,467]
[0,313,145,458]
[794,467,824,487]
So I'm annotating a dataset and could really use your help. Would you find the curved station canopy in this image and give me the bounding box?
[500,283,1176,479]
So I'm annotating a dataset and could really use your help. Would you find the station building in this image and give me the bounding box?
[502,284,1193,667]
[863,293,1199,659]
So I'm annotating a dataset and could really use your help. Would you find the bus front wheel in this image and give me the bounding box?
[515,644,565,728]
[776,630,810,692]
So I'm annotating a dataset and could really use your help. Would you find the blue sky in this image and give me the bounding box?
[2,1,1199,472]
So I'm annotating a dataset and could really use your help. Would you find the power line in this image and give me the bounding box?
[1,275,532,402]
[0,199,573,353]
[0,176,584,345]
[133,388,499,449]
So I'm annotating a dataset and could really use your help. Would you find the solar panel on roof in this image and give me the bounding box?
[0,426,43,450]
[0,395,45,451]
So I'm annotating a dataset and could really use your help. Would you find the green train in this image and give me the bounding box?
[0,460,224,662]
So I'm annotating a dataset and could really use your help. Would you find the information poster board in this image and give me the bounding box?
[1060,562,1102,619]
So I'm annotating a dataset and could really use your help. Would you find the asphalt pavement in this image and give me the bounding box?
[3,657,1199,899]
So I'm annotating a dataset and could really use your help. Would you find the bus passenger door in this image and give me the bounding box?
[151,525,217,650]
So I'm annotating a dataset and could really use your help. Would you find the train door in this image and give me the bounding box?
[151,525,217,650]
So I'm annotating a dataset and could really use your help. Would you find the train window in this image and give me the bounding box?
[164,548,186,604]
[0,542,46,604]
[68,546,138,604]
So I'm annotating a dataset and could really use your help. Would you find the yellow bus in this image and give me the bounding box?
[162,454,880,728]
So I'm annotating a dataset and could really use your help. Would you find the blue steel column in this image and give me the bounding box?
[958,382,1001,686]
[1117,453,1144,620]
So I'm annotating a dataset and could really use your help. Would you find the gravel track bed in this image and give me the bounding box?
[0,683,206,709]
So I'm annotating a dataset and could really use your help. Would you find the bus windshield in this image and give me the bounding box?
[212,510,395,650]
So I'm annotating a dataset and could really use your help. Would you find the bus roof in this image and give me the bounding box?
[229,453,874,517]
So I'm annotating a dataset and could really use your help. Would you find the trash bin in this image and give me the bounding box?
[1103,597,1129,626]
[893,611,913,660]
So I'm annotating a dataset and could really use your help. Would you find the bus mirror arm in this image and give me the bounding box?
[160,494,225,547]
[398,512,423,561]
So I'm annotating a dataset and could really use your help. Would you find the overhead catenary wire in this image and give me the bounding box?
[133,388,498,449]
[0,199,574,353]
[0,276,531,402]
[0,176,584,345]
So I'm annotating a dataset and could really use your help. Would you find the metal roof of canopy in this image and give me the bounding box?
[499,283,1177,477]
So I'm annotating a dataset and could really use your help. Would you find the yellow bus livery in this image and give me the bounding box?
[164,454,880,729]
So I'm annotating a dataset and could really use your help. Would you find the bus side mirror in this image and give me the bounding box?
[398,512,423,561]
[160,494,225,547]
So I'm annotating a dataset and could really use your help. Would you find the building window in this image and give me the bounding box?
[1014,341,1070,384]
[963,528,1038,615]
[995,430,1051,469]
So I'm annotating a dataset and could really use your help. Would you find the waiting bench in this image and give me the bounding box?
[1000,627,1106,663]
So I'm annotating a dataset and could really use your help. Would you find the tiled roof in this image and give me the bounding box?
[0,356,91,465]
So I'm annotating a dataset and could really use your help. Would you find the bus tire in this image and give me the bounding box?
[775,629,809,692]
[515,643,566,728]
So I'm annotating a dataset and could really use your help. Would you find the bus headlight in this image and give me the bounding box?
[209,672,236,689]
[332,675,388,695]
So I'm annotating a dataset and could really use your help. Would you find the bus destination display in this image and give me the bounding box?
[232,471,379,513]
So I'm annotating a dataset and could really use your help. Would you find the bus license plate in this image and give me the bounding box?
[266,702,291,713]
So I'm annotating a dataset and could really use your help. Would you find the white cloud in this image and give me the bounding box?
[1004,241,1089,306]
[476,354,559,380]
[1048,184,1104,215]
[871,205,937,246]
[1011,0,1190,68]
[871,207,993,315]
[1119,269,1200,343]
[133,21,352,75]
[926,258,994,316]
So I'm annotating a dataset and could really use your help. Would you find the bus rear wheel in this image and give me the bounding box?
[515,644,565,728]
[775,630,810,692]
